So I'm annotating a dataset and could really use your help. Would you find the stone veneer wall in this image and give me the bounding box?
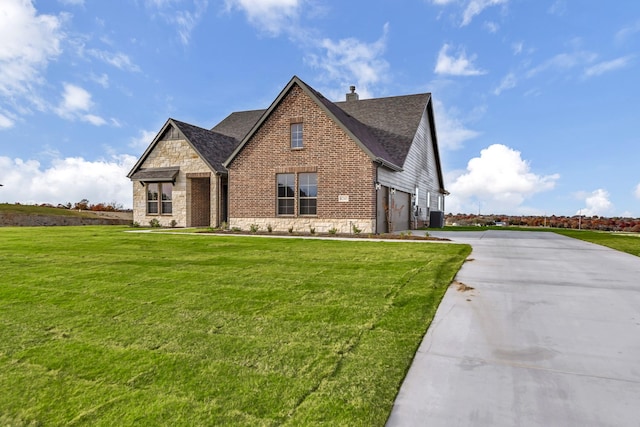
[227,84,377,233]
[132,139,218,227]
[229,218,374,234]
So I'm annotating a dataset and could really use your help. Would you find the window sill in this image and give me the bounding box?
[290,147,304,151]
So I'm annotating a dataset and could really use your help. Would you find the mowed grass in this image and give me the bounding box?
[0,203,88,217]
[552,229,640,257]
[0,227,470,426]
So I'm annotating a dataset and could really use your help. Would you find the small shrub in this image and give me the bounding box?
[220,221,229,230]
[249,224,260,233]
[352,224,361,234]
[309,227,315,234]
[328,227,338,235]
[267,224,273,233]
[130,221,140,228]
[170,219,177,228]
[149,218,161,228]
[288,226,294,234]
[231,227,242,232]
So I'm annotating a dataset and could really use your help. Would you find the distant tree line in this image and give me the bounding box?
[23,199,128,212]
[446,213,640,233]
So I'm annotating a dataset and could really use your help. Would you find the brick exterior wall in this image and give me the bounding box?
[132,139,218,227]
[227,84,377,233]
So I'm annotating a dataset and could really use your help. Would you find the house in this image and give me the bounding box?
[128,76,447,232]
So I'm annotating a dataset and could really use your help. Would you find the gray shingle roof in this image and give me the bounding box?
[224,76,431,170]
[171,119,240,174]
[211,109,265,141]
[335,93,430,167]
[130,76,435,180]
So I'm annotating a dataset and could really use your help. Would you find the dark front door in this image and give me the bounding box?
[190,177,210,227]
[220,178,228,224]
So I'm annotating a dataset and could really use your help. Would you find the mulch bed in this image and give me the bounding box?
[197,229,449,241]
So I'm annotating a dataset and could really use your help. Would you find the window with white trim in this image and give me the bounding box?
[276,172,317,216]
[290,123,303,149]
[298,173,317,215]
[277,174,295,215]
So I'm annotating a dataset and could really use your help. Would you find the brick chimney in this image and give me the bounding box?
[346,85,359,102]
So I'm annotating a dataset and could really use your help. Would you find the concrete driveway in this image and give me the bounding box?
[387,230,640,426]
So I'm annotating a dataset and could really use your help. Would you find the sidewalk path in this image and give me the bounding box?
[387,230,640,426]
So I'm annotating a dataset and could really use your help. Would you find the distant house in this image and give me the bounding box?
[128,76,447,232]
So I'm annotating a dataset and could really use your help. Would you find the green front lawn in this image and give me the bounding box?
[0,227,470,426]
[552,229,640,257]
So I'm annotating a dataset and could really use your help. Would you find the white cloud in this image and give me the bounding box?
[461,0,508,27]
[576,189,613,217]
[493,72,517,95]
[526,50,598,78]
[226,0,389,96]
[87,49,140,72]
[434,44,487,76]
[547,0,567,17]
[59,83,93,113]
[483,21,499,33]
[130,129,159,151]
[306,24,390,99]
[82,114,107,126]
[58,0,85,5]
[583,56,633,78]
[56,83,106,125]
[0,112,15,129]
[145,0,208,45]
[432,100,480,150]
[616,20,640,44]
[90,73,110,88]
[447,144,560,213]
[511,41,523,55]
[0,0,64,98]
[225,0,301,36]
[173,0,209,44]
[0,154,137,208]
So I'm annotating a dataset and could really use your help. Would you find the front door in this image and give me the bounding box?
[190,177,210,227]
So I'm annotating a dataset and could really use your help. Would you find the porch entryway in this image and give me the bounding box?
[189,177,210,227]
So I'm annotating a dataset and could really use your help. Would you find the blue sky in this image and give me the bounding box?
[1,0,639,216]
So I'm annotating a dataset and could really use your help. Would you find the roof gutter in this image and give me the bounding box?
[374,158,403,172]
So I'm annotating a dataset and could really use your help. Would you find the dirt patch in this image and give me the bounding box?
[453,281,475,292]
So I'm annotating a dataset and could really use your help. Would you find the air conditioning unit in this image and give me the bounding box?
[429,210,445,228]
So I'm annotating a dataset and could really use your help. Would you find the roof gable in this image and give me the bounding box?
[127,118,241,178]
[172,120,239,173]
[222,76,431,171]
[336,93,431,167]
